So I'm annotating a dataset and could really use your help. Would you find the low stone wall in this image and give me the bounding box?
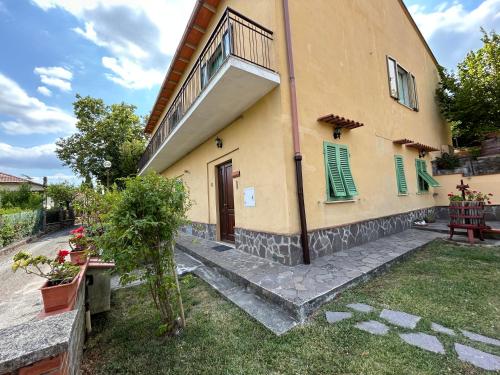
[0,276,86,375]
[432,155,500,177]
[237,207,435,266]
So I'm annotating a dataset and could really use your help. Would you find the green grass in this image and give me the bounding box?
[82,240,500,375]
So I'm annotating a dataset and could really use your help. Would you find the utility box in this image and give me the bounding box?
[87,261,114,315]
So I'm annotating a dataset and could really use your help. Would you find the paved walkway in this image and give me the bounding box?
[0,229,72,330]
[326,303,500,371]
[176,229,443,322]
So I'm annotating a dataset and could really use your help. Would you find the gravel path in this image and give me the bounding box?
[0,229,72,330]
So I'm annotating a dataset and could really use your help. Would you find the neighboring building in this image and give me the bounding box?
[0,172,44,192]
[139,0,451,265]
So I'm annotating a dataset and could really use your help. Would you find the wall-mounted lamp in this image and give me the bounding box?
[418,149,427,158]
[215,136,223,148]
[333,127,342,139]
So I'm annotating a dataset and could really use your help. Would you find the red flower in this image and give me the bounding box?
[76,233,84,239]
[56,250,70,264]
[70,227,85,235]
[489,193,494,196]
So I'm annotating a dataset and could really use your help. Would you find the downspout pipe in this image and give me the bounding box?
[282,0,310,265]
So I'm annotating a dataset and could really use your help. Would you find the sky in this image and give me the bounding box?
[0,0,498,185]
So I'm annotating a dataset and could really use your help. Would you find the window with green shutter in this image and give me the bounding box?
[324,142,358,200]
[394,155,408,194]
[415,159,440,192]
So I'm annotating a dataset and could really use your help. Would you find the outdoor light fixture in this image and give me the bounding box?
[333,127,342,139]
[215,137,223,148]
[418,149,427,158]
[103,160,112,188]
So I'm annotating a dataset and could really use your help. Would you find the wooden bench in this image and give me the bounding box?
[448,202,490,244]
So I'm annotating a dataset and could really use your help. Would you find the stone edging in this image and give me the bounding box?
[0,233,42,257]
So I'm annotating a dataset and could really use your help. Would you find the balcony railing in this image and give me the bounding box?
[139,8,275,172]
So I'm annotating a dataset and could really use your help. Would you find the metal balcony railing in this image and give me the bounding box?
[139,8,275,172]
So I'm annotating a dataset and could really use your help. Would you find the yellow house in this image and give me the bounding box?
[139,0,451,266]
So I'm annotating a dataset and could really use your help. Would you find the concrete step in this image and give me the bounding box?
[175,250,299,335]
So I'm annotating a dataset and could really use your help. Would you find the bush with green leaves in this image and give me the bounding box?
[46,182,77,209]
[99,172,190,335]
[0,210,43,247]
[0,184,42,211]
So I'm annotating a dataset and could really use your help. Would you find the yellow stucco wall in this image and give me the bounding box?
[287,0,451,231]
[433,174,500,206]
[151,0,455,238]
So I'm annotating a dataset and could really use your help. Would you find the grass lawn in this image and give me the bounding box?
[82,240,500,375]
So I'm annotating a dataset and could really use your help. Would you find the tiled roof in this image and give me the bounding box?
[0,172,43,186]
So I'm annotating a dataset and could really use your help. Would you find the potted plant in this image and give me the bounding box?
[12,250,81,313]
[69,226,90,265]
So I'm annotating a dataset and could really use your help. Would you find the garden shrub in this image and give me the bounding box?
[99,172,190,335]
[0,210,43,247]
[0,184,42,210]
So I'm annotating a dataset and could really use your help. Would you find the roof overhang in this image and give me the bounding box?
[145,0,221,134]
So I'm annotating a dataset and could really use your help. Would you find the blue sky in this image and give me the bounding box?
[0,0,498,185]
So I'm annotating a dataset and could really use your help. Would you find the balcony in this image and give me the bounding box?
[139,8,280,174]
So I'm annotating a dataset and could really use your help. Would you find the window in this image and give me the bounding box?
[387,56,419,110]
[415,159,440,192]
[324,142,358,200]
[201,28,232,89]
[394,155,408,194]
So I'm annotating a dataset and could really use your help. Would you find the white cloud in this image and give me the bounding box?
[102,56,164,90]
[0,72,75,135]
[37,86,52,97]
[0,142,61,169]
[34,66,73,92]
[32,0,196,90]
[408,0,500,67]
[33,66,73,81]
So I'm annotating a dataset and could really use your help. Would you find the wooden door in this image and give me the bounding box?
[218,161,235,242]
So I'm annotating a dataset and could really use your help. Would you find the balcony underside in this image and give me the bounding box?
[140,57,280,174]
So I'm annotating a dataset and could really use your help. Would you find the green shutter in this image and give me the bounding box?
[416,159,440,189]
[324,143,347,197]
[338,145,358,196]
[394,155,407,194]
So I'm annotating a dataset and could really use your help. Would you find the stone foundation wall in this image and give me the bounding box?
[236,207,436,266]
[181,221,216,241]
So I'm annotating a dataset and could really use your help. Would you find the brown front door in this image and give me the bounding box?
[218,161,235,243]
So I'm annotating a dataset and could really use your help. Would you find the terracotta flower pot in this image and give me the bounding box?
[70,251,87,265]
[40,274,80,313]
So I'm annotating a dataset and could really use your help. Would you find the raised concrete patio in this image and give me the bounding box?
[175,229,443,333]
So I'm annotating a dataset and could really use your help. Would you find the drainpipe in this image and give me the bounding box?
[282,0,310,264]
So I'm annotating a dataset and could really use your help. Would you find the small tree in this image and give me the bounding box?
[46,183,77,209]
[436,29,500,146]
[100,173,190,335]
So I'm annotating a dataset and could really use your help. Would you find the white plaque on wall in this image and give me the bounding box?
[244,187,255,207]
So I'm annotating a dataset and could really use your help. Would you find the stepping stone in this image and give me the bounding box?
[431,322,456,336]
[347,303,374,313]
[355,320,389,335]
[325,311,352,324]
[399,333,445,354]
[460,330,500,347]
[455,343,500,371]
[380,309,421,329]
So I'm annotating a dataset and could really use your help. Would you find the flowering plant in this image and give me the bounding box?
[448,190,493,204]
[69,227,90,251]
[12,250,80,286]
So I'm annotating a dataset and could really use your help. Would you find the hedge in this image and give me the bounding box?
[0,210,43,248]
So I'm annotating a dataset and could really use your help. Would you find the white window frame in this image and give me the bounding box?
[386,56,419,111]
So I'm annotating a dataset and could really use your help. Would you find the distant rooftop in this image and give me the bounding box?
[0,172,43,186]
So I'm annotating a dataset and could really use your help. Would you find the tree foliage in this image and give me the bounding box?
[0,184,42,211]
[56,95,147,185]
[436,29,499,146]
[46,182,77,209]
[99,173,190,335]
